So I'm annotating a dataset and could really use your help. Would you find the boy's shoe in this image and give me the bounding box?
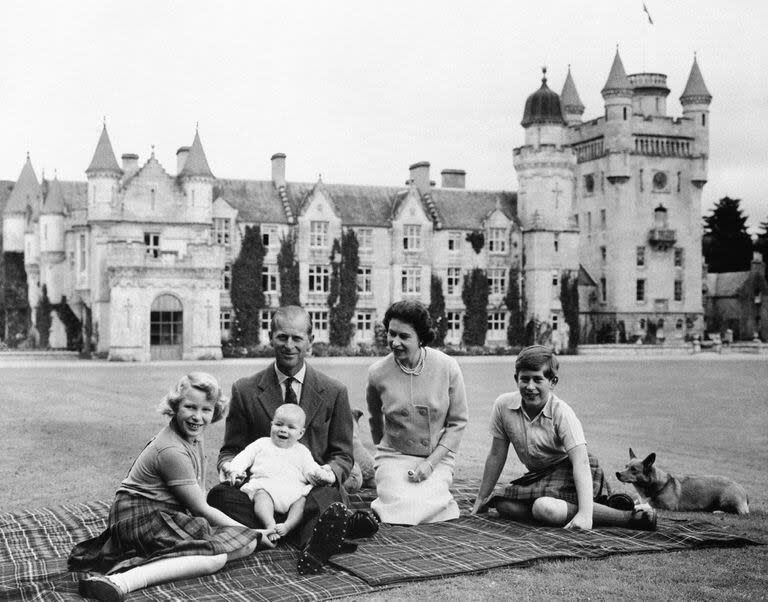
[297,502,349,575]
[606,493,636,511]
[79,575,125,602]
[630,507,658,531]
[346,510,380,539]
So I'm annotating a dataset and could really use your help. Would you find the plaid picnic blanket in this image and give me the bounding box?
[0,480,761,601]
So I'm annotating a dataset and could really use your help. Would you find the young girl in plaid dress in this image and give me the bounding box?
[69,372,275,601]
[471,346,657,531]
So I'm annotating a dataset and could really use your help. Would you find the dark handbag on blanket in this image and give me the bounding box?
[511,457,570,486]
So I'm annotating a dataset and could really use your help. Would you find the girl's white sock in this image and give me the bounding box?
[109,553,227,593]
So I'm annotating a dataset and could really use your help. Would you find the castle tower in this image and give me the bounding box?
[86,124,122,221]
[39,176,67,303]
[178,129,214,224]
[3,154,40,253]
[514,68,579,326]
[560,66,585,126]
[680,55,712,161]
[601,50,633,183]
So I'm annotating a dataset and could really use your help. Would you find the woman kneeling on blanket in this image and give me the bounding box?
[471,346,657,531]
[68,372,275,601]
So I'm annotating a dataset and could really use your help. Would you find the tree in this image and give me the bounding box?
[755,217,768,279]
[504,266,525,346]
[461,268,488,346]
[36,285,52,348]
[559,269,580,353]
[702,196,753,273]
[277,231,300,306]
[230,225,265,346]
[2,251,29,345]
[328,229,359,346]
[428,274,447,347]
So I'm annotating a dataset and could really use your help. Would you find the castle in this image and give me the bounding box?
[1,50,711,360]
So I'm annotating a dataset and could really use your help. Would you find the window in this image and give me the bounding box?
[600,209,606,229]
[144,232,160,258]
[356,311,373,333]
[487,268,507,295]
[150,309,182,345]
[584,174,595,194]
[674,279,683,302]
[447,311,462,334]
[639,169,644,192]
[222,262,232,291]
[586,212,592,232]
[213,218,231,247]
[487,312,507,334]
[357,266,372,294]
[552,314,559,331]
[676,318,684,330]
[262,225,279,248]
[623,106,628,120]
[447,231,462,252]
[79,233,86,273]
[554,233,560,253]
[356,228,373,251]
[220,310,232,333]
[260,309,275,332]
[636,246,646,267]
[600,246,607,263]
[262,264,278,292]
[574,214,579,227]
[310,221,329,248]
[310,310,328,333]
[308,265,330,292]
[600,276,607,303]
[446,267,462,296]
[488,228,507,253]
[552,270,559,288]
[674,247,684,267]
[401,267,421,294]
[636,279,646,302]
[403,225,421,251]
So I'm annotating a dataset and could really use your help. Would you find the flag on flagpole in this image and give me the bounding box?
[642,2,654,24]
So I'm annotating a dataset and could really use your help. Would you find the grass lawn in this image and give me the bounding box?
[2,355,766,600]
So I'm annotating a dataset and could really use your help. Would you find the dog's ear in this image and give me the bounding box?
[642,453,656,469]
[629,448,636,459]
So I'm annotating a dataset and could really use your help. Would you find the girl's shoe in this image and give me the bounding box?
[79,574,125,602]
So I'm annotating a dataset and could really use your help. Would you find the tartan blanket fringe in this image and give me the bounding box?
[0,480,761,601]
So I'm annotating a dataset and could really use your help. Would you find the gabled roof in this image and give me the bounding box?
[4,155,40,215]
[213,179,289,223]
[179,130,214,179]
[41,178,66,215]
[86,124,122,175]
[561,66,585,114]
[680,56,712,103]
[601,50,632,95]
[430,188,517,229]
[578,264,598,287]
[292,182,399,227]
[706,272,751,297]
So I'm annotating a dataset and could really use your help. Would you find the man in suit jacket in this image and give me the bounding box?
[208,305,377,574]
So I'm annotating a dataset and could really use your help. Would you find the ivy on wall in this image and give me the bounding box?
[504,266,526,346]
[328,229,359,346]
[559,269,580,352]
[465,230,485,254]
[461,267,488,346]
[2,252,30,345]
[428,274,447,347]
[277,231,300,306]
[35,285,52,348]
[231,225,265,346]
[54,295,83,350]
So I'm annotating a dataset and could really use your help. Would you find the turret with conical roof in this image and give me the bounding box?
[601,50,633,125]
[681,54,712,165]
[3,154,41,252]
[179,128,214,224]
[39,177,66,260]
[561,66,584,126]
[86,123,122,221]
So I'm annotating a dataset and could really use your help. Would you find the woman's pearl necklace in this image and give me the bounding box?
[395,347,425,376]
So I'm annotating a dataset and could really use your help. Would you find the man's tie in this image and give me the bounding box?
[284,376,298,404]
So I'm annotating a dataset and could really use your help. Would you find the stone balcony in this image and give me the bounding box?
[648,228,677,250]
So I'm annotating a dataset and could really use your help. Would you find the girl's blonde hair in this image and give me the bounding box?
[157,372,229,423]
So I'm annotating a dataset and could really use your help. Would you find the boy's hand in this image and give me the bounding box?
[564,511,592,530]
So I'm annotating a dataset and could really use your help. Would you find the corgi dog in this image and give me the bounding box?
[616,449,749,514]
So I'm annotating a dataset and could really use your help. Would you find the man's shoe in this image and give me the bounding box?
[630,507,658,531]
[346,510,379,539]
[606,493,636,511]
[297,502,349,575]
[79,575,125,602]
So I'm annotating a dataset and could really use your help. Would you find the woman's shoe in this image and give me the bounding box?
[79,574,125,602]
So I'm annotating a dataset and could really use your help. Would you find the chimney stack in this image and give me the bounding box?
[409,161,430,195]
[441,168,466,189]
[121,153,139,177]
[271,153,286,187]
[176,146,190,174]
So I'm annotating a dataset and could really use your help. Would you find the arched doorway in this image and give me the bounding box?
[150,294,183,360]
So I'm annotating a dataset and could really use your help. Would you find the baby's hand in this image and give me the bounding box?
[308,466,335,486]
[225,468,247,486]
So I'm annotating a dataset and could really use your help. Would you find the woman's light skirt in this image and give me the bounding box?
[371,445,459,525]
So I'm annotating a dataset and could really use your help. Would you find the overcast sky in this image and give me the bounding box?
[2,1,766,231]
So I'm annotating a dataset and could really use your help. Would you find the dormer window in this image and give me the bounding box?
[213,218,231,248]
[403,225,421,251]
[310,221,329,248]
[488,228,507,253]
